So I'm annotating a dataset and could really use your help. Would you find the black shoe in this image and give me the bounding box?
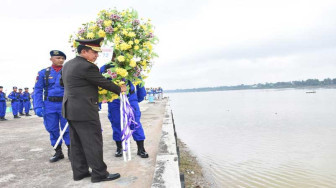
[3,117,7,121]
[49,145,64,163]
[137,149,149,158]
[0,117,4,121]
[91,173,121,183]
[14,115,21,118]
[115,141,123,157]
[19,113,24,116]
[74,172,91,181]
[25,114,31,116]
[136,140,149,158]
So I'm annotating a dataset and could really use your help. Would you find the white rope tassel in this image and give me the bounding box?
[120,93,127,162]
[123,95,132,161]
[53,123,69,149]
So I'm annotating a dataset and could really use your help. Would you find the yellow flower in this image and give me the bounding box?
[134,39,140,44]
[141,25,147,31]
[129,59,136,67]
[108,93,119,102]
[73,41,77,47]
[133,80,141,86]
[117,55,125,62]
[122,30,128,36]
[120,42,127,49]
[141,60,147,66]
[114,36,120,44]
[86,32,95,39]
[115,67,128,77]
[89,25,98,31]
[128,32,136,38]
[104,20,112,27]
[98,89,108,95]
[134,45,139,50]
[128,41,134,45]
[98,29,106,37]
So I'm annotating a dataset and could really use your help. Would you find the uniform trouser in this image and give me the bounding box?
[108,101,146,142]
[24,101,31,114]
[0,101,6,117]
[19,101,23,113]
[11,101,19,116]
[43,112,70,146]
[68,119,109,181]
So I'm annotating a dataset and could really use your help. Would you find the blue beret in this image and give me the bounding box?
[50,50,66,59]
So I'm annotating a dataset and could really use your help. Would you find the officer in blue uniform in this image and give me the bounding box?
[34,50,70,162]
[23,87,32,116]
[0,86,7,121]
[31,87,35,111]
[100,61,149,158]
[18,88,24,116]
[8,86,21,118]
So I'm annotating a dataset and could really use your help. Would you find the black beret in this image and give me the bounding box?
[19,88,22,90]
[13,86,17,89]
[24,87,29,89]
[50,50,66,59]
[0,86,3,88]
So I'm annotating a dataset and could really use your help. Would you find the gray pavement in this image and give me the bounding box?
[0,100,167,188]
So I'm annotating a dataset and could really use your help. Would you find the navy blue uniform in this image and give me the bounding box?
[22,92,31,114]
[8,91,20,116]
[100,65,147,142]
[34,67,70,147]
[18,92,24,114]
[0,92,6,118]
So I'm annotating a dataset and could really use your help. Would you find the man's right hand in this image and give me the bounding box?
[120,84,127,92]
[35,108,44,117]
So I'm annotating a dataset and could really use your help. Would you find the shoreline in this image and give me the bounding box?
[177,138,211,188]
[166,85,336,94]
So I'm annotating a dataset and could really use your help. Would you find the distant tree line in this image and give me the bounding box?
[166,78,336,93]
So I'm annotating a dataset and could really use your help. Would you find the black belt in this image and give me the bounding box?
[129,90,135,94]
[24,99,29,102]
[48,97,63,102]
[0,100,5,102]
[11,100,17,102]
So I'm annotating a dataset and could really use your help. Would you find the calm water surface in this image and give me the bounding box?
[168,89,336,188]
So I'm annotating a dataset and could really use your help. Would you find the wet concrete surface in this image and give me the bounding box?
[0,99,167,188]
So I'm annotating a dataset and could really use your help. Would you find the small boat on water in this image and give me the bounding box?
[306,91,316,94]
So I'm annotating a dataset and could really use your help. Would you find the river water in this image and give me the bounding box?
[168,89,336,188]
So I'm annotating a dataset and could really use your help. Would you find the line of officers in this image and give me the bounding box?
[0,86,33,121]
[0,50,149,164]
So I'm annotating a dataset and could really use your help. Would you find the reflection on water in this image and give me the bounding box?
[169,89,336,187]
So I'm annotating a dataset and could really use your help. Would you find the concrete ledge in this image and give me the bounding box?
[152,103,181,188]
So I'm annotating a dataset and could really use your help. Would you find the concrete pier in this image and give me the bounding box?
[0,99,181,188]
[151,103,181,188]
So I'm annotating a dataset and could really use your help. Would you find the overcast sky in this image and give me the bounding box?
[1,0,336,91]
